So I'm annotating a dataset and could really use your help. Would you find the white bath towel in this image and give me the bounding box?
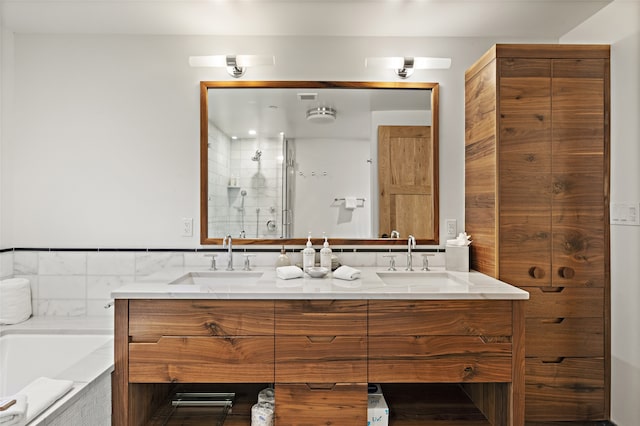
[19,377,73,424]
[0,395,27,426]
[333,265,361,281]
[344,197,358,210]
[276,265,304,280]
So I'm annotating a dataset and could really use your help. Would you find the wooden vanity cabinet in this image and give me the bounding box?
[274,300,368,425]
[465,44,610,421]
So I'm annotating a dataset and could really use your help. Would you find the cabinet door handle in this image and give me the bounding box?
[528,266,545,279]
[541,318,565,324]
[306,336,336,343]
[306,383,336,391]
[540,286,565,293]
[558,266,575,279]
[541,357,565,364]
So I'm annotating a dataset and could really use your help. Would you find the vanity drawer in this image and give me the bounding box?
[129,299,274,339]
[368,300,513,336]
[275,383,367,425]
[525,357,605,420]
[128,336,274,383]
[525,287,603,318]
[275,336,366,382]
[275,300,367,336]
[369,336,512,383]
[525,317,603,357]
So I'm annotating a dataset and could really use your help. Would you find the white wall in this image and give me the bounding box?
[561,2,640,424]
[0,34,555,249]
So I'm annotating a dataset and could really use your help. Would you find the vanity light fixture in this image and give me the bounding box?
[306,106,337,124]
[188,54,275,78]
[364,56,451,79]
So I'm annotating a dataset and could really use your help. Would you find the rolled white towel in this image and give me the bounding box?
[20,377,73,424]
[333,265,361,281]
[344,197,357,210]
[0,394,27,426]
[276,265,304,280]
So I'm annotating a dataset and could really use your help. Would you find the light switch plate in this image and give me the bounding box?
[611,203,640,226]
[182,217,194,236]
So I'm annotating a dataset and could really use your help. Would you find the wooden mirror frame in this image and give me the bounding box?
[200,81,439,246]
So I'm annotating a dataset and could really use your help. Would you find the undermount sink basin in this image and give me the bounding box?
[170,270,264,286]
[376,271,467,289]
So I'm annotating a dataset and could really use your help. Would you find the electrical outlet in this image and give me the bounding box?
[445,219,457,238]
[182,218,193,237]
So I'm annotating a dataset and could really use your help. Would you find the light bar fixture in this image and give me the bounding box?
[364,56,451,79]
[188,54,275,78]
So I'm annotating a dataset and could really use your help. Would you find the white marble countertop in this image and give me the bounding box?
[111,266,529,300]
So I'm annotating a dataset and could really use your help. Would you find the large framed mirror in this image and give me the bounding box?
[200,81,439,246]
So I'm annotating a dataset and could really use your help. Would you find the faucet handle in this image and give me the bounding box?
[243,254,256,271]
[383,254,397,271]
[204,254,218,270]
[421,253,434,271]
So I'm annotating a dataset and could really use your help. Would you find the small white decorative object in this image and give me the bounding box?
[446,232,471,272]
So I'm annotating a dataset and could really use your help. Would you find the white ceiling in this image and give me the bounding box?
[1,0,613,39]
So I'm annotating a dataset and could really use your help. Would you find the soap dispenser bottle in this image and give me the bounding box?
[302,233,316,271]
[320,233,332,270]
[275,245,291,268]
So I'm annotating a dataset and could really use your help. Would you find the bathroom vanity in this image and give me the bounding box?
[111,268,528,425]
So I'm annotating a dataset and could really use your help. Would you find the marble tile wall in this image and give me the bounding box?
[0,249,445,317]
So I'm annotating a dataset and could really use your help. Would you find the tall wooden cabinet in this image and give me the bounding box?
[464,44,610,422]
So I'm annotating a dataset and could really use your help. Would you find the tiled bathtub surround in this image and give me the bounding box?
[0,248,444,317]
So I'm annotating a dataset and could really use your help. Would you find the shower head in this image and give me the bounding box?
[240,190,247,196]
[251,149,262,162]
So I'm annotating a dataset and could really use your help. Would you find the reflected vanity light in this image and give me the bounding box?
[365,56,451,79]
[188,54,275,78]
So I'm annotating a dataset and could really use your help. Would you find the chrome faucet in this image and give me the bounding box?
[390,230,400,238]
[406,235,416,271]
[222,234,234,271]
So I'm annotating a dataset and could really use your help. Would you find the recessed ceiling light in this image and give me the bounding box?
[248,129,257,135]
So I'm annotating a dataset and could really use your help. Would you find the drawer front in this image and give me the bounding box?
[525,287,603,318]
[275,336,366,382]
[369,300,513,336]
[525,357,605,420]
[369,336,512,383]
[129,299,274,339]
[275,383,367,425]
[275,300,367,336]
[129,336,274,383]
[526,317,603,357]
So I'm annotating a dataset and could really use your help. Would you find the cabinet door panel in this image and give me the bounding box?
[369,335,512,383]
[275,383,367,425]
[525,357,605,420]
[275,336,366,382]
[525,317,603,357]
[525,287,603,317]
[129,336,274,383]
[369,300,512,336]
[129,299,274,339]
[275,300,366,336]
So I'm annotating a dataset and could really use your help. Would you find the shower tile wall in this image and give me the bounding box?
[207,122,232,238]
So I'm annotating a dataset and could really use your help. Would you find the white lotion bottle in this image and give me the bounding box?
[320,234,332,270]
[302,233,316,271]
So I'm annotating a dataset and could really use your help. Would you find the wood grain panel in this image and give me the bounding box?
[369,336,511,383]
[275,383,367,425]
[275,336,366,382]
[525,287,603,317]
[500,58,550,78]
[525,357,605,421]
[553,59,606,79]
[369,300,512,336]
[525,317,603,358]
[378,125,436,240]
[551,221,606,288]
[494,44,610,60]
[275,300,366,335]
[129,336,274,383]
[129,299,273,339]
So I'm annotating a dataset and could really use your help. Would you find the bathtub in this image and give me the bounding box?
[0,319,113,425]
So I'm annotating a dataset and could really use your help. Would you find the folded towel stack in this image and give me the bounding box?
[0,278,32,325]
[333,265,361,281]
[0,395,27,426]
[276,265,304,280]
